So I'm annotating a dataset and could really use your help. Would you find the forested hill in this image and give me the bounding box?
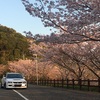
[0,25,31,64]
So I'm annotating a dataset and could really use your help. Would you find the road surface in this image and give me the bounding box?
[0,84,100,100]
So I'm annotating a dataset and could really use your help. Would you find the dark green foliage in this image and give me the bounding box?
[0,25,31,64]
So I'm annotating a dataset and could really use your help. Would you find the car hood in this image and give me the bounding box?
[6,78,26,82]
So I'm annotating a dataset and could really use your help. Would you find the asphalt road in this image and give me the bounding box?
[0,84,100,100]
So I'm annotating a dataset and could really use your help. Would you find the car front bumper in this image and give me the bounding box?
[6,82,27,89]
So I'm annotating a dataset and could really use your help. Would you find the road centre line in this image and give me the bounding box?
[13,89,29,100]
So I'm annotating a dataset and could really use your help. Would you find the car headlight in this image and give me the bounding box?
[23,81,27,84]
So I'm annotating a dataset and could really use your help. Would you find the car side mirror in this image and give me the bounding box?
[23,77,25,79]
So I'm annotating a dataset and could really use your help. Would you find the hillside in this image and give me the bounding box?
[0,25,31,64]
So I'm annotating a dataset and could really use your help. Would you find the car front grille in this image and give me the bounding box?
[13,82,22,84]
[13,82,22,87]
[14,84,21,87]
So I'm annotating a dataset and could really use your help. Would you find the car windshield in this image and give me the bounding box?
[6,74,23,78]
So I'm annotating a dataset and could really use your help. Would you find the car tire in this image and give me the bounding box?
[1,83,3,88]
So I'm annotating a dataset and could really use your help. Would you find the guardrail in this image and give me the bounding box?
[33,79,100,92]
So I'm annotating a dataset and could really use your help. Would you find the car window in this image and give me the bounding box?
[6,74,23,78]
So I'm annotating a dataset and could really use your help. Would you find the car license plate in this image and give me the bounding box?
[14,83,21,87]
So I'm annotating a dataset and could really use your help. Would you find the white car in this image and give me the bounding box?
[1,72,27,89]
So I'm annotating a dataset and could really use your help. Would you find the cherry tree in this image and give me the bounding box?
[21,0,100,42]
[68,42,100,79]
[81,42,100,78]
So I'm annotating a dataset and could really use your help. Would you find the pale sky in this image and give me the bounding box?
[0,0,53,36]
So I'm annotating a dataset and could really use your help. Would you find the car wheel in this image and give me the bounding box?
[1,83,3,88]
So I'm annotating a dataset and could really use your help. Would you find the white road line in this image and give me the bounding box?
[13,89,29,100]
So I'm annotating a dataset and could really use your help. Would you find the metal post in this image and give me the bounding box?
[34,54,38,85]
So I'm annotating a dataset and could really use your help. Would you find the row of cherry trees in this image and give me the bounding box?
[26,40,100,80]
[42,42,100,79]
[4,40,99,81]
